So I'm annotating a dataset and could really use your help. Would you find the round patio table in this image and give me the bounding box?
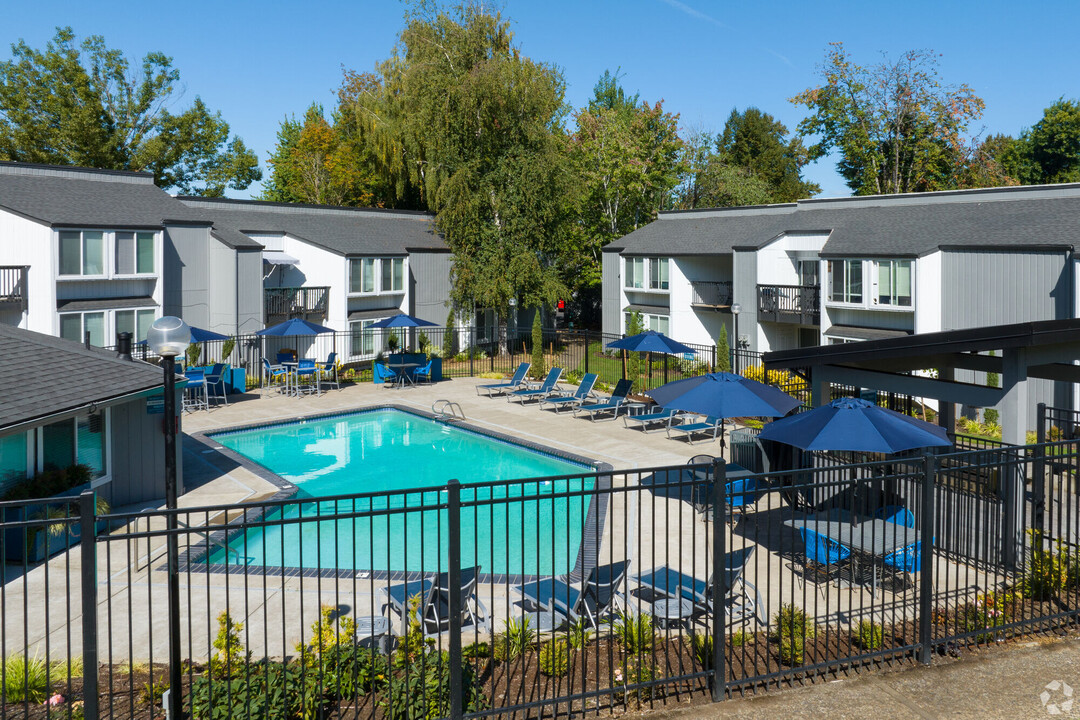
[385,362,420,387]
[520,609,567,633]
[356,615,392,654]
[650,598,694,630]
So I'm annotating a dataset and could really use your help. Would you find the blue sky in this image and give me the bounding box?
[3,0,1079,199]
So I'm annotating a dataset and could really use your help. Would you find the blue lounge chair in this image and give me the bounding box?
[797,527,852,598]
[477,362,531,397]
[632,546,763,624]
[507,367,563,404]
[666,415,724,445]
[573,379,633,421]
[381,566,488,636]
[539,373,598,412]
[318,352,340,390]
[623,406,682,433]
[513,560,629,629]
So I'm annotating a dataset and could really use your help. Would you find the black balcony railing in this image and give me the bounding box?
[690,280,733,308]
[0,265,28,311]
[757,283,820,324]
[264,285,330,320]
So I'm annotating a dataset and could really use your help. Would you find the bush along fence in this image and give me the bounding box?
[3,439,1080,718]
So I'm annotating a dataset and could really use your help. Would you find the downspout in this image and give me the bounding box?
[235,250,240,337]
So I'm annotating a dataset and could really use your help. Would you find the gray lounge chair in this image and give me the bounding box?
[477,362,531,397]
[507,367,563,404]
[632,546,763,624]
[539,373,598,412]
[381,565,489,636]
[666,414,724,445]
[573,379,634,421]
[623,406,683,433]
[512,560,630,629]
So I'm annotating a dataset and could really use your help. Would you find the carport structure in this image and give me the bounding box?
[762,318,1080,446]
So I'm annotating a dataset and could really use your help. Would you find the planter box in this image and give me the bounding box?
[193,366,246,394]
[2,483,104,562]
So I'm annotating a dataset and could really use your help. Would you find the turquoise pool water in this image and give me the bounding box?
[207,408,595,575]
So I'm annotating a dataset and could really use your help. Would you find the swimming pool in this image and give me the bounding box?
[206,408,597,576]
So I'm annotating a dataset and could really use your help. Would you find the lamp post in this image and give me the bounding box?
[730,302,741,373]
[146,316,190,720]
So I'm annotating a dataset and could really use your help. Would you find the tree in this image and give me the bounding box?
[790,43,985,195]
[716,325,731,372]
[1024,98,1080,183]
[717,107,819,202]
[530,311,546,380]
[442,307,456,359]
[625,311,644,381]
[0,27,260,195]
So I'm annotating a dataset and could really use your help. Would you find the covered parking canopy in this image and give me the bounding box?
[763,318,1080,445]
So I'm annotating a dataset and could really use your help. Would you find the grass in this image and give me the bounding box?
[2,654,51,703]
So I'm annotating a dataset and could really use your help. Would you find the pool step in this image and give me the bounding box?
[432,399,466,422]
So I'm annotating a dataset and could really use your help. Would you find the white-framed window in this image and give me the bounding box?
[115,231,155,275]
[624,257,645,289]
[115,308,157,342]
[828,260,863,304]
[649,258,669,290]
[39,410,109,480]
[875,259,912,307]
[623,311,669,335]
[59,311,105,346]
[58,230,105,277]
[350,257,404,294]
[798,259,819,286]
[382,258,404,292]
[349,319,379,356]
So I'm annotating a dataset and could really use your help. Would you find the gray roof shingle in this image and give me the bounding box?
[0,324,165,429]
[611,184,1080,257]
[179,197,447,255]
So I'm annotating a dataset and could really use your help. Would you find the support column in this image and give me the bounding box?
[937,367,956,435]
[1000,348,1028,569]
[812,366,841,407]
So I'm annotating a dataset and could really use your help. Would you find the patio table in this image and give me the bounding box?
[386,362,419,388]
[783,516,920,597]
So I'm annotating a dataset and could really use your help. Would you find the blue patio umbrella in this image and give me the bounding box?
[646,372,803,420]
[757,396,952,453]
[606,331,697,356]
[367,313,439,329]
[255,318,336,336]
[136,325,229,345]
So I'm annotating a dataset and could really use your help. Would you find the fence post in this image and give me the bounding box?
[446,479,464,720]
[469,327,475,377]
[710,458,727,702]
[1034,402,1047,536]
[918,453,937,665]
[79,490,99,720]
[584,330,590,375]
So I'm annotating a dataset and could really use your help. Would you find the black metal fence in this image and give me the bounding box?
[5,439,1080,718]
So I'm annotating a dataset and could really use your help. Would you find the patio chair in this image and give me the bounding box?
[374,363,398,385]
[513,560,630,629]
[507,367,563,404]
[318,352,340,390]
[295,359,320,396]
[632,546,764,624]
[261,358,288,395]
[538,373,598,413]
[413,359,435,384]
[795,527,853,599]
[875,504,915,528]
[477,362,531,397]
[623,406,683,433]
[183,368,208,412]
[205,363,229,407]
[381,566,488,637]
[572,379,633,421]
[880,540,924,595]
[666,415,724,445]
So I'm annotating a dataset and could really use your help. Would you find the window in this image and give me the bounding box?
[625,311,669,335]
[649,258,669,290]
[624,257,645,289]
[116,309,156,342]
[59,312,105,346]
[349,319,378,356]
[58,231,104,276]
[41,412,107,480]
[828,260,862,304]
[798,260,819,287]
[115,232,155,275]
[876,260,912,307]
[382,258,405,292]
[0,432,28,494]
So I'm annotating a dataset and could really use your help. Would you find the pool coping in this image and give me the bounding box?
[178,403,614,585]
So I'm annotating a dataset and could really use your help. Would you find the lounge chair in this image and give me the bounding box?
[623,406,682,433]
[573,379,633,421]
[318,352,340,390]
[477,362,531,397]
[632,546,763,624]
[513,560,630,629]
[205,363,229,407]
[381,566,488,636]
[666,414,724,445]
[538,373,598,412]
[507,367,563,404]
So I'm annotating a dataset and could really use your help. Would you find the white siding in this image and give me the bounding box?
[0,210,52,332]
[915,252,942,335]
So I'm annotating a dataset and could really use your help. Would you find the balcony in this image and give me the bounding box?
[264,286,330,321]
[690,281,733,309]
[0,266,28,312]
[757,284,820,325]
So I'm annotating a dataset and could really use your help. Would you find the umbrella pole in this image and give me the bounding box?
[621,349,627,381]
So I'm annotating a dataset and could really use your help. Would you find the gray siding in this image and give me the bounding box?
[601,250,622,336]
[207,239,237,335]
[941,249,1074,429]
[732,249,758,351]
[104,392,178,507]
[409,251,453,325]
[164,224,211,328]
[236,249,263,334]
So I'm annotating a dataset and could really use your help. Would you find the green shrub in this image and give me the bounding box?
[1022,532,1080,600]
[417,331,431,355]
[221,337,236,363]
[530,312,546,380]
[962,592,1013,642]
[379,650,486,720]
[294,606,385,699]
[854,620,883,650]
[210,612,249,679]
[731,629,748,648]
[443,309,456,358]
[189,660,324,720]
[567,618,592,650]
[716,325,731,372]
[387,331,400,353]
[771,604,815,666]
[538,640,570,677]
[462,642,490,660]
[614,660,657,703]
[625,312,644,379]
[689,631,713,669]
[493,616,533,663]
[613,612,654,653]
[2,654,51,703]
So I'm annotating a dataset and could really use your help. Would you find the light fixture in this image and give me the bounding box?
[731,302,741,316]
[146,316,191,358]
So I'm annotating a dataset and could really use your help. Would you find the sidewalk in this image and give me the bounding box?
[650,634,1080,720]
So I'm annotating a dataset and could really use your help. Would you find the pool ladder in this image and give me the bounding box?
[433,399,466,422]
